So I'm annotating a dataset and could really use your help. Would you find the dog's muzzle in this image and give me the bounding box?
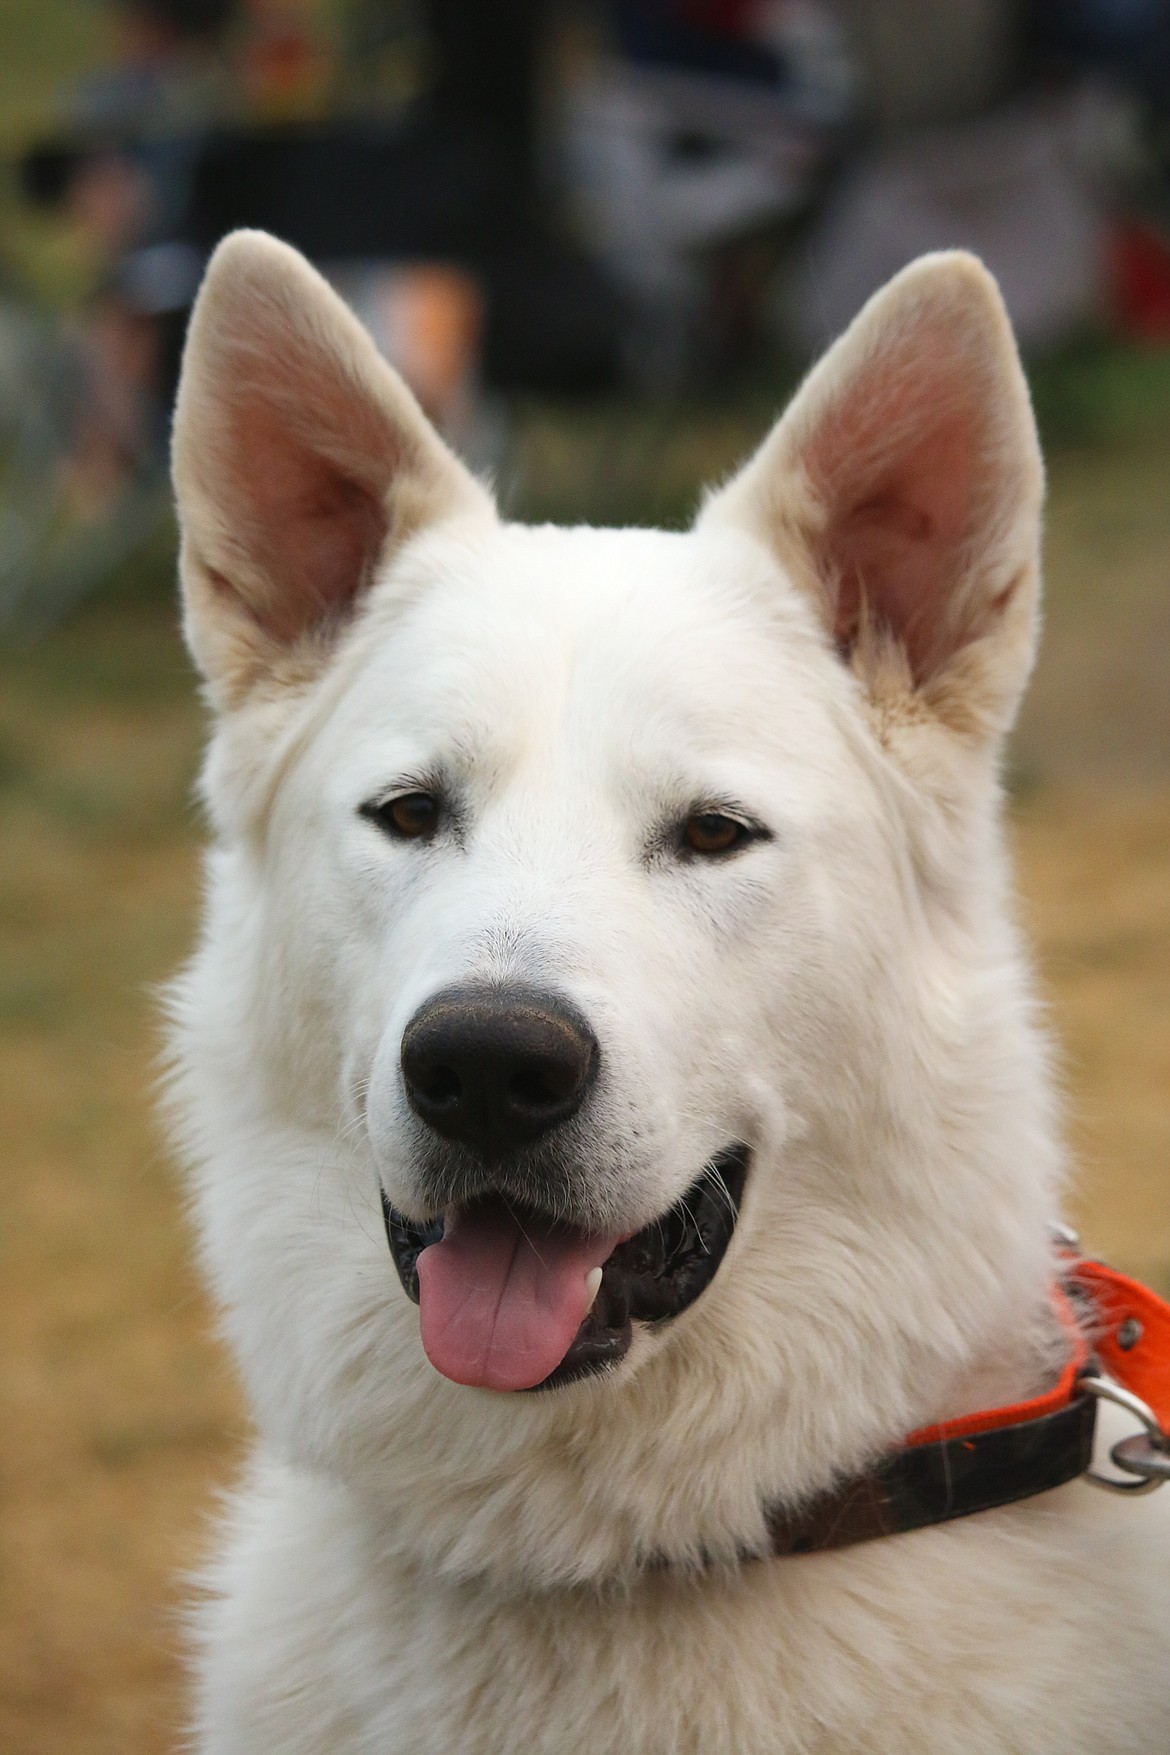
[385,982,748,1391]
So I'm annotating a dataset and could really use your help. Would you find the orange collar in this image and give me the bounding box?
[909,1254,1170,1448]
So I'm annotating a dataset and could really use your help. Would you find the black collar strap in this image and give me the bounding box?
[762,1389,1097,1555]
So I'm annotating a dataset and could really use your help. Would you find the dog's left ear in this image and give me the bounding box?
[699,252,1043,750]
[172,231,494,709]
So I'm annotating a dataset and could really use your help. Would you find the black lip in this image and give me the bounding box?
[381,1144,750,1390]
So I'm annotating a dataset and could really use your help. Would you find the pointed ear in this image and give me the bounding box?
[171,231,494,708]
[699,253,1044,748]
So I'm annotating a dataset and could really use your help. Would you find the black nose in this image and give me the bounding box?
[400,985,598,1158]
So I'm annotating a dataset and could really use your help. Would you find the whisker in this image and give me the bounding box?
[675,1194,711,1255]
[700,1161,737,1226]
[502,1195,549,1271]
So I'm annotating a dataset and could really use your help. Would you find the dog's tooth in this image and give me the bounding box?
[584,1267,603,1313]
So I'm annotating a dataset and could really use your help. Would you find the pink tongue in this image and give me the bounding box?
[417,1200,617,1391]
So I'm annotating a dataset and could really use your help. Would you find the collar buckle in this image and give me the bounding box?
[1080,1374,1170,1496]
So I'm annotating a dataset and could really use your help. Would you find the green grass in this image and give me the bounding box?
[1029,335,1170,450]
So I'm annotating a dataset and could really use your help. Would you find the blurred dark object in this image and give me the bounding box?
[1026,0,1170,107]
[614,0,806,86]
[173,0,622,397]
[124,0,237,42]
[185,149,621,398]
[425,0,545,185]
[18,144,86,210]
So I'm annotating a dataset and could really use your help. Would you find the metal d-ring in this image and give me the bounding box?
[1081,1375,1170,1496]
[1111,1433,1170,1485]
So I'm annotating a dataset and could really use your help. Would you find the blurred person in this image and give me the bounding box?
[17,0,241,518]
[185,0,623,408]
[22,0,624,486]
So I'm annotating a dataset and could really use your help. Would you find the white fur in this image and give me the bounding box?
[168,234,1170,1753]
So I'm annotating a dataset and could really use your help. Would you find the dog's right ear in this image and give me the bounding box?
[698,253,1043,756]
[172,231,494,709]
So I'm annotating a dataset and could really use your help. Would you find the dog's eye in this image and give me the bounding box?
[683,812,750,857]
[361,792,440,841]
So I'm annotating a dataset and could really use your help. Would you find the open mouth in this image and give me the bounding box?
[382,1144,750,1392]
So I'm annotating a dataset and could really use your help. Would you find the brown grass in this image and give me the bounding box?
[0,608,240,1754]
[1014,793,1170,1289]
[2,438,1169,1751]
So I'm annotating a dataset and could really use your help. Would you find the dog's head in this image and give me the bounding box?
[170,234,1058,1582]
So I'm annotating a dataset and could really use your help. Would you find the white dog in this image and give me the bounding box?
[169,232,1170,1753]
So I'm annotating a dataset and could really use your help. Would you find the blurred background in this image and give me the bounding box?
[1,1,1168,1749]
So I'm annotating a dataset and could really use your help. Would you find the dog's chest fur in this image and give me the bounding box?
[199,1459,1170,1755]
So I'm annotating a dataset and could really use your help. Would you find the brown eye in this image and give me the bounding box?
[683,812,748,856]
[362,791,440,840]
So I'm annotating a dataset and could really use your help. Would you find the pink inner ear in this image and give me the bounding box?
[809,353,987,684]
[218,362,396,645]
[237,396,388,641]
